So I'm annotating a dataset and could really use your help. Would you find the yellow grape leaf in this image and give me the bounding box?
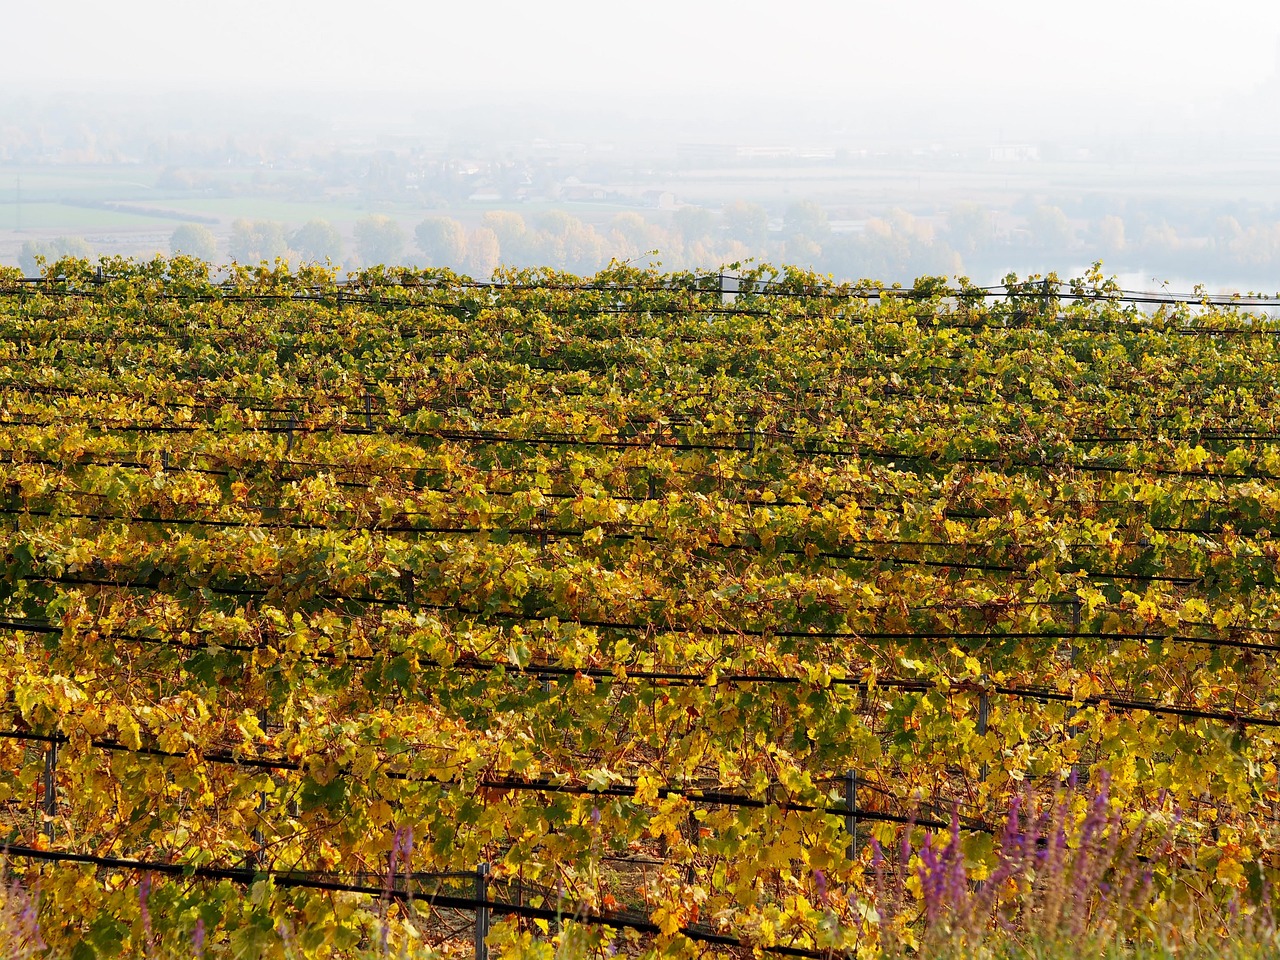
[649,798,687,844]
[1216,855,1244,885]
[651,905,682,937]
[634,773,659,805]
[109,705,143,751]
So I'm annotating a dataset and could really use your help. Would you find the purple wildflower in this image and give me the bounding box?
[139,873,155,957]
[917,832,945,922]
[943,810,968,912]
[380,826,414,955]
[278,920,298,954]
[14,884,47,951]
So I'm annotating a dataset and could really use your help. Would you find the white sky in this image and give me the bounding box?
[7,1,1280,116]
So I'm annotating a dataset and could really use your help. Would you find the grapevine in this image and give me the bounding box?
[1,257,1279,957]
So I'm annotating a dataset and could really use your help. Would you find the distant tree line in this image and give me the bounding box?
[18,237,96,275]
[18,197,1280,290]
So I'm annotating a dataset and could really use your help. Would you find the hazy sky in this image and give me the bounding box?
[8,0,1279,116]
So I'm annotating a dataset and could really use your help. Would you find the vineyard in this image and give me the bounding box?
[2,256,1280,958]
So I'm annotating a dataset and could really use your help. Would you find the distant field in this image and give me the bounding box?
[0,164,637,235]
[0,165,366,240]
[0,201,181,232]
[0,166,163,202]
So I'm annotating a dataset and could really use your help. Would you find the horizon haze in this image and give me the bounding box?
[4,1,1280,290]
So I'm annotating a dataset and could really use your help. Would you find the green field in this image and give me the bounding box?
[2,259,1280,958]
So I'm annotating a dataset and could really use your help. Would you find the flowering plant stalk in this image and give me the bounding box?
[870,776,1276,958]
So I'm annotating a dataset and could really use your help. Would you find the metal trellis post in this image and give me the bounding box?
[977,692,990,782]
[844,769,857,860]
[43,736,58,842]
[475,862,491,960]
[720,273,740,306]
[1065,599,1082,729]
[687,810,698,883]
[1069,599,1083,782]
[255,707,269,866]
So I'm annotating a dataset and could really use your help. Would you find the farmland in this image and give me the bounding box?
[2,257,1280,957]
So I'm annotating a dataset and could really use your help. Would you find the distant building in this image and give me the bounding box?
[989,144,1040,163]
[735,146,797,160]
[676,143,737,165]
[557,176,610,202]
[828,219,869,234]
[641,190,677,211]
[559,184,609,202]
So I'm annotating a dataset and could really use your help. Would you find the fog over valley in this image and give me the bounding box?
[4,0,1280,291]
